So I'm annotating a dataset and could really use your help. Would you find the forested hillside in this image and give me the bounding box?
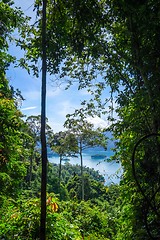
[1,0,160,239]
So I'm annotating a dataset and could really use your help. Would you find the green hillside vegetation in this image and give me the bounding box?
[0,190,120,240]
[0,148,120,239]
[50,162,105,184]
[21,160,107,200]
[1,0,160,239]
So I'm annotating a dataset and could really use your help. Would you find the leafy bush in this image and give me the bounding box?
[0,194,81,240]
[60,200,118,239]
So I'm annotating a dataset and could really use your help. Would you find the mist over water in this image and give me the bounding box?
[48,149,122,185]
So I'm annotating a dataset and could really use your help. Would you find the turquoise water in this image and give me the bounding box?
[48,149,122,185]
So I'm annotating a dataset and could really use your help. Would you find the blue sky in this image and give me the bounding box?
[6,0,112,133]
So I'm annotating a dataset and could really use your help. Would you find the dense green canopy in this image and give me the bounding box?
[1,0,160,239]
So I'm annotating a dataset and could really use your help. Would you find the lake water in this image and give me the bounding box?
[48,149,122,185]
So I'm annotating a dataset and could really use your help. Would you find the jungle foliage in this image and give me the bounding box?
[1,0,160,239]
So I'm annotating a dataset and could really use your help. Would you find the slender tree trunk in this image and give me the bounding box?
[80,142,84,200]
[29,144,34,186]
[59,156,62,185]
[40,0,47,239]
[59,156,62,200]
[29,151,33,186]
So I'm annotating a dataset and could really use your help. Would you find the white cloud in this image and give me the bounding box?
[57,100,81,118]
[85,116,109,129]
[21,106,37,110]
[79,88,91,96]
[23,90,40,101]
[47,120,65,133]
[46,87,62,98]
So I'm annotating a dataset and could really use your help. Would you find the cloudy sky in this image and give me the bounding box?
[7,0,112,133]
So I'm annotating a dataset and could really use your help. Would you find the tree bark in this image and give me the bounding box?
[59,156,62,186]
[40,0,47,239]
[80,142,84,200]
[59,156,62,200]
[29,150,33,186]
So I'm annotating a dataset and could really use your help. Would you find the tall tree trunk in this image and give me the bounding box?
[80,142,84,200]
[40,0,47,239]
[59,155,62,200]
[29,150,33,186]
[59,156,62,185]
[29,144,34,186]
